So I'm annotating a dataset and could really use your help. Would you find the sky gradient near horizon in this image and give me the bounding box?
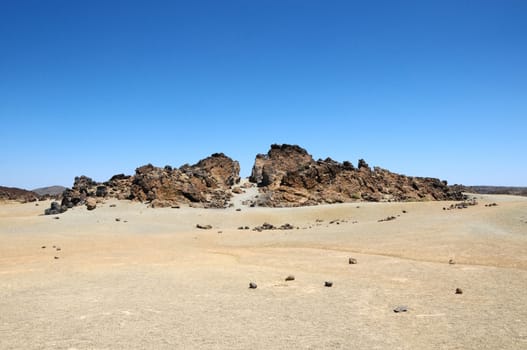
[1,0,526,189]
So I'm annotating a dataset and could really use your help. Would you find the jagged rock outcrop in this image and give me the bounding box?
[0,186,40,202]
[130,153,240,208]
[57,153,240,211]
[249,144,465,207]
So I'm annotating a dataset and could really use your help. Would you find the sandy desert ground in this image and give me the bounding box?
[1,192,526,349]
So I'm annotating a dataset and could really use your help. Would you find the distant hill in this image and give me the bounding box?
[466,186,527,197]
[32,186,67,196]
[0,186,40,202]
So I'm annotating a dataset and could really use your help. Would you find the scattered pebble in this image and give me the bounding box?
[115,218,121,222]
[402,210,407,213]
[54,256,59,260]
[41,246,46,249]
[393,306,408,313]
[445,199,478,210]
[349,257,357,264]
[249,282,257,289]
[324,281,333,287]
[378,216,396,222]
[455,288,463,294]
[285,275,295,281]
[217,230,222,234]
[236,208,241,211]
[109,204,117,208]
[449,259,456,265]
[196,224,212,230]
[53,216,60,220]
[56,247,61,251]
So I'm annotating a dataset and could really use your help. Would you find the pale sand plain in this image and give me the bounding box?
[1,193,526,349]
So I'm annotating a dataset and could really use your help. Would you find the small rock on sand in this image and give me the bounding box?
[324,281,333,287]
[349,257,357,264]
[449,259,456,265]
[196,224,212,230]
[455,288,463,294]
[285,275,295,281]
[393,306,408,313]
[249,282,257,289]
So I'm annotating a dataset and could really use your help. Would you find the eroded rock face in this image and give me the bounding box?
[249,144,465,207]
[58,153,240,210]
[130,153,240,208]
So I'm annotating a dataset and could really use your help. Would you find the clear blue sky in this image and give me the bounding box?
[1,0,526,189]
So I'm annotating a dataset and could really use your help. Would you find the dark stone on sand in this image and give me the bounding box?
[54,256,59,260]
[285,275,295,281]
[56,247,61,251]
[236,208,241,211]
[324,281,333,287]
[109,204,117,208]
[196,224,212,230]
[349,258,357,264]
[115,218,121,222]
[449,259,456,265]
[455,288,463,294]
[393,306,408,313]
[45,201,67,215]
[249,282,257,289]
[41,246,46,249]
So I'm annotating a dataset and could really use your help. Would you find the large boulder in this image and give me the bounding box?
[85,197,97,210]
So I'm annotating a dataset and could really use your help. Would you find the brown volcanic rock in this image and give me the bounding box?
[131,153,240,208]
[250,144,464,207]
[59,153,240,210]
[0,186,40,202]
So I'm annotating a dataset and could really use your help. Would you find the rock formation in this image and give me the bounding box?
[58,153,240,211]
[249,144,465,207]
[41,144,466,213]
[130,153,240,208]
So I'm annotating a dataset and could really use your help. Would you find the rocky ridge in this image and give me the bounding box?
[0,186,40,203]
[42,144,466,214]
[59,153,240,211]
[249,144,465,207]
